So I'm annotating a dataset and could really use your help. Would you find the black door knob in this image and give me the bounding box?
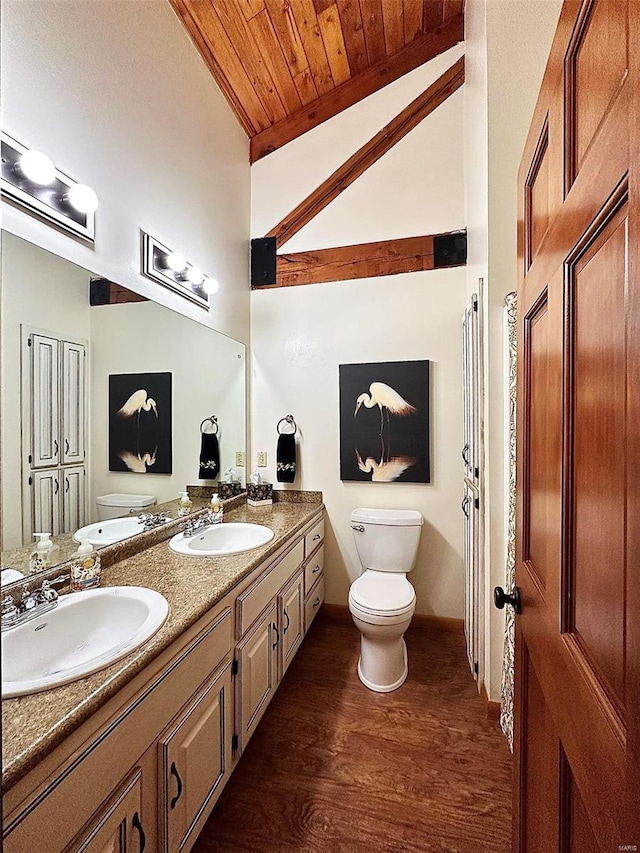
[494,586,521,614]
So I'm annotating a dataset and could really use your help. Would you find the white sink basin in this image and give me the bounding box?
[169,522,274,557]
[74,517,146,547]
[1,586,170,698]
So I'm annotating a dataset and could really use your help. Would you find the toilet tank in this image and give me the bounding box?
[95,493,156,521]
[351,508,423,573]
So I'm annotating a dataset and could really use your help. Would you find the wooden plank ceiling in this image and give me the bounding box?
[168,0,464,161]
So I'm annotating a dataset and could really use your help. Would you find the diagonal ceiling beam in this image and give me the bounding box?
[250,13,464,162]
[265,55,465,249]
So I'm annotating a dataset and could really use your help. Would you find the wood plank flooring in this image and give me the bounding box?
[192,607,512,853]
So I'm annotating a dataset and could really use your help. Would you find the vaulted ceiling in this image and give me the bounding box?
[168,0,464,162]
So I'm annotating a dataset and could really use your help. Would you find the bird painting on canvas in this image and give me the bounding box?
[354,381,416,434]
[109,372,172,475]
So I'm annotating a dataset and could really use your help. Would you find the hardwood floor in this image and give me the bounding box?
[193,607,512,853]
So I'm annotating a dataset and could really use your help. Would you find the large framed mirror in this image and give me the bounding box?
[1,232,246,580]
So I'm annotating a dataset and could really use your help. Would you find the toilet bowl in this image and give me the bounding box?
[348,508,423,692]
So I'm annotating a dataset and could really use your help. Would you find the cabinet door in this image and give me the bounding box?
[63,769,145,853]
[31,333,60,468]
[62,465,86,533]
[236,602,278,752]
[61,341,86,465]
[279,568,304,679]
[32,468,61,536]
[159,662,233,853]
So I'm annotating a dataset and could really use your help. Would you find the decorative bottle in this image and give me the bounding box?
[178,490,192,517]
[29,532,54,574]
[70,539,102,591]
[210,493,223,523]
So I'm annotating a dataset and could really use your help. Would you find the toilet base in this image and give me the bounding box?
[356,636,408,693]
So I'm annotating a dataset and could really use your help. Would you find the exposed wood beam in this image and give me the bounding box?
[89,279,148,305]
[250,13,463,162]
[254,232,464,289]
[265,56,464,249]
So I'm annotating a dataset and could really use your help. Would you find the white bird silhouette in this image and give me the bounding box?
[117,389,158,418]
[354,381,416,433]
[356,450,416,482]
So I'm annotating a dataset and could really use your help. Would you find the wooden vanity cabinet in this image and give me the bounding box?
[3,510,325,853]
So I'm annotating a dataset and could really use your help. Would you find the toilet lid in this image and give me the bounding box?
[350,571,415,615]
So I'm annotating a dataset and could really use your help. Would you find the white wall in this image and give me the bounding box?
[1,234,91,548]
[1,0,250,345]
[90,301,245,511]
[463,0,562,699]
[251,55,468,617]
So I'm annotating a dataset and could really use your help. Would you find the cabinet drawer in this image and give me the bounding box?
[304,545,324,595]
[237,539,304,635]
[304,518,324,557]
[305,576,325,632]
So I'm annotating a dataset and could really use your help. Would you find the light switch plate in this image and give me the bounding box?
[235,451,245,467]
[257,451,267,467]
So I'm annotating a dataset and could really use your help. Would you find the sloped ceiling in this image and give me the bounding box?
[168,0,464,161]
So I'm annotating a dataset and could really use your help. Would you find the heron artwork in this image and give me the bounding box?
[109,372,172,475]
[354,381,416,434]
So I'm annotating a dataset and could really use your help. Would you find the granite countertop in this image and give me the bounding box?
[2,495,323,792]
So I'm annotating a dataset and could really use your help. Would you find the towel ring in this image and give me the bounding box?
[200,415,219,435]
[277,414,297,435]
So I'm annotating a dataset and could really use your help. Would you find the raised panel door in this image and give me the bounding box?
[279,568,304,678]
[62,465,86,534]
[32,468,61,536]
[236,601,278,752]
[160,661,233,853]
[31,333,59,469]
[61,340,86,465]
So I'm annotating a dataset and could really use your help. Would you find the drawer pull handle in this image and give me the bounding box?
[53,439,59,458]
[170,761,183,809]
[312,564,321,574]
[132,811,146,852]
[65,438,70,455]
[283,608,290,634]
[313,598,321,608]
[312,533,321,542]
[272,622,279,649]
[54,478,60,495]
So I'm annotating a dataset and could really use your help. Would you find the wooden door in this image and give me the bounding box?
[279,568,304,678]
[236,601,278,752]
[514,1,639,850]
[159,662,233,852]
[63,769,144,853]
[61,340,86,465]
[62,464,86,533]
[30,332,60,468]
[32,468,61,536]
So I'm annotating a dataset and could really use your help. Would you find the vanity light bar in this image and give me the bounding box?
[140,232,219,310]
[0,132,97,242]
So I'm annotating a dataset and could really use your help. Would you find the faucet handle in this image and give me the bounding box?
[2,595,18,617]
[41,574,69,602]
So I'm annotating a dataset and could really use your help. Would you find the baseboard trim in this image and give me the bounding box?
[480,681,502,721]
[318,604,464,636]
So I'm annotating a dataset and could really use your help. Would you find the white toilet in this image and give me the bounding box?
[349,507,423,693]
[95,493,157,521]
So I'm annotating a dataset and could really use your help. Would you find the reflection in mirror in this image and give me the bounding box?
[1,232,246,581]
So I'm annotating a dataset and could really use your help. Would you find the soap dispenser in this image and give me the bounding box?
[178,490,193,517]
[29,532,54,574]
[70,538,102,591]
[210,492,223,523]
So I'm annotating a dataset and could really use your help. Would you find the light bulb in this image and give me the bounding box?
[165,251,186,272]
[66,183,99,213]
[186,265,204,285]
[17,149,56,185]
[203,277,219,295]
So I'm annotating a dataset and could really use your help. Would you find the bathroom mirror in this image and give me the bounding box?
[0,232,246,581]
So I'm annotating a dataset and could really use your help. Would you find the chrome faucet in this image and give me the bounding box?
[182,510,221,538]
[1,574,70,631]
[137,512,172,531]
